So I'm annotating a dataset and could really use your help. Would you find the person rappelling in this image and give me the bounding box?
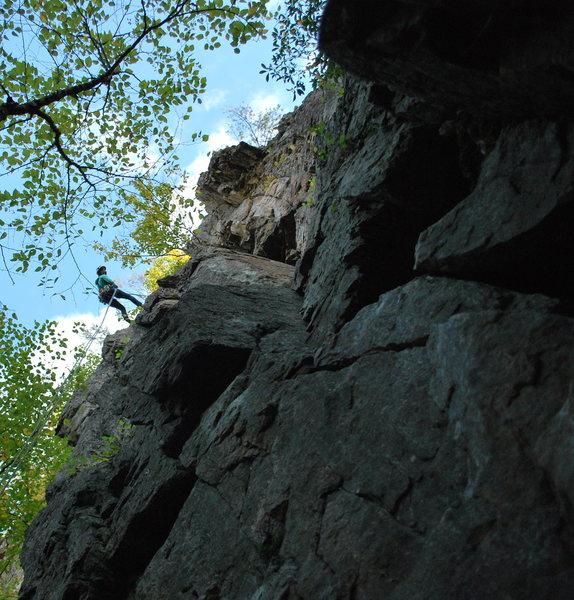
[95,265,142,323]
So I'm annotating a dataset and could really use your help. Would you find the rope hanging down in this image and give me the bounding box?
[0,289,119,497]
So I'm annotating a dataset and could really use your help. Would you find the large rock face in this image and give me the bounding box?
[20,1,574,598]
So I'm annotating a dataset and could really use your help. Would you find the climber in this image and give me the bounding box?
[95,265,142,323]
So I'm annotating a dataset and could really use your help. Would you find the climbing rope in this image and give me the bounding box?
[0,289,119,497]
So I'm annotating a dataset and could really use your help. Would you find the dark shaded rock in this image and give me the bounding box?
[138,288,180,327]
[196,142,265,206]
[57,327,146,443]
[20,2,574,598]
[46,277,574,600]
[320,0,574,120]
[415,120,574,300]
[296,78,469,341]
[535,396,574,508]
[155,273,181,288]
[21,249,306,600]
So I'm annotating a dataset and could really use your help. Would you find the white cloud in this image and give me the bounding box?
[250,92,283,112]
[186,153,211,186]
[201,88,229,111]
[184,124,236,191]
[205,126,237,152]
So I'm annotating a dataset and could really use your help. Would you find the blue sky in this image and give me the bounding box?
[1,6,306,350]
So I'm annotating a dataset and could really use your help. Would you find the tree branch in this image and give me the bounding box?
[0,244,16,284]
[31,108,93,187]
[0,0,200,122]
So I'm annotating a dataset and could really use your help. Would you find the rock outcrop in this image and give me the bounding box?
[194,90,339,264]
[320,0,574,119]
[20,1,574,598]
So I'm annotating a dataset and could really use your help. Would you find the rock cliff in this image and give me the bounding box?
[20,1,574,598]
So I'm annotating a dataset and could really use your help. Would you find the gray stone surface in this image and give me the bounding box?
[21,249,306,600]
[181,246,296,291]
[295,78,468,341]
[195,90,339,264]
[26,274,574,599]
[415,120,574,298]
[19,1,574,598]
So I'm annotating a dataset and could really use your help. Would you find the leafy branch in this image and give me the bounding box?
[0,0,270,278]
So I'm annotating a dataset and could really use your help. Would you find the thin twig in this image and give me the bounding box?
[0,244,16,284]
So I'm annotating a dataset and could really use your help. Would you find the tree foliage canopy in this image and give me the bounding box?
[94,178,197,267]
[143,249,190,292]
[262,0,337,97]
[0,0,270,281]
[0,307,100,597]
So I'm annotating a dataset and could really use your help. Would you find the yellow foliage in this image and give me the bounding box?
[96,179,199,268]
[143,250,190,293]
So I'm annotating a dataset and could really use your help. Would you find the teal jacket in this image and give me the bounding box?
[95,274,117,290]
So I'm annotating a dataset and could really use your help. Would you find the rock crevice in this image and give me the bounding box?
[19,1,574,598]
